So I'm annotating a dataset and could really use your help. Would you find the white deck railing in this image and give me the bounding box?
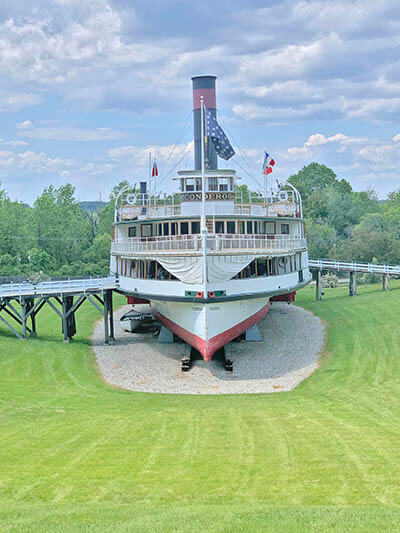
[309,259,400,275]
[111,234,307,256]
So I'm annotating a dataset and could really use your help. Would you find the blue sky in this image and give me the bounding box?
[1,0,400,203]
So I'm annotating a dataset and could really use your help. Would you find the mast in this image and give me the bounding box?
[200,96,207,293]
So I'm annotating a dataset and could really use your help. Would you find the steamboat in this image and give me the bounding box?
[110,76,312,363]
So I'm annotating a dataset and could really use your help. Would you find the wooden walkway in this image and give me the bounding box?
[308,259,398,299]
[0,277,117,343]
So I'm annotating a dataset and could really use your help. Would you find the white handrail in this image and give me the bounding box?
[0,276,117,298]
[309,259,400,275]
[111,234,307,255]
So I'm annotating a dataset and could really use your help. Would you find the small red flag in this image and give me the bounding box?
[269,159,275,166]
[152,160,158,177]
[266,167,273,175]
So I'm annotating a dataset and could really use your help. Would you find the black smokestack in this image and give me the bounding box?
[191,75,217,170]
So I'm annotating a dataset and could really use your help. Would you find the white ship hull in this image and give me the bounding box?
[150,297,269,362]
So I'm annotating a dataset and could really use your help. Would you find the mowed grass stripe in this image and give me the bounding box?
[1,285,400,528]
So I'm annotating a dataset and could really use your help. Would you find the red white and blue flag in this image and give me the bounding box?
[263,151,275,175]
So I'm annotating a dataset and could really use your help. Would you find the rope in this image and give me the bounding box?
[216,112,264,190]
[157,111,192,187]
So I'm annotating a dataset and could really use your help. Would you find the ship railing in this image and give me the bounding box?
[118,204,181,220]
[111,235,307,255]
[234,203,299,217]
[208,235,306,253]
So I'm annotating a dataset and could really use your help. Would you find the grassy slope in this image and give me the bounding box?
[1,284,400,531]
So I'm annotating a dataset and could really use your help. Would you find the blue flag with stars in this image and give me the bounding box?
[205,109,235,160]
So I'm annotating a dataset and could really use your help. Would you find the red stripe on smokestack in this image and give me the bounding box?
[193,88,216,110]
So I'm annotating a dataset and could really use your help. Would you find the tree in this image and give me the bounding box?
[288,162,352,206]
[304,218,337,259]
[32,184,92,270]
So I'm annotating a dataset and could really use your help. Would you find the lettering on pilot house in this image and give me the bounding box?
[181,192,235,202]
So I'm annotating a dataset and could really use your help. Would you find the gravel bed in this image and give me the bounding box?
[92,302,325,394]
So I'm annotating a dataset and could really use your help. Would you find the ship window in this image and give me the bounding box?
[186,178,195,191]
[254,221,259,234]
[171,222,177,235]
[163,222,169,236]
[215,221,224,233]
[181,222,189,235]
[141,224,152,237]
[128,226,137,237]
[281,223,290,234]
[246,221,253,234]
[229,177,234,191]
[219,178,228,192]
[208,177,218,191]
[195,178,202,191]
[227,221,235,234]
[239,221,245,234]
[257,259,267,276]
[265,221,275,234]
[191,221,200,234]
[180,178,185,191]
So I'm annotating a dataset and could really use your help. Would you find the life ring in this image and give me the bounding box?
[126,193,137,205]
[278,190,288,202]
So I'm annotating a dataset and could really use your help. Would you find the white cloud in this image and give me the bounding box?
[304,133,349,147]
[108,142,194,166]
[17,120,34,130]
[0,94,41,112]
[17,150,74,173]
[18,126,124,142]
[0,150,15,167]
[80,162,113,175]
[393,134,400,143]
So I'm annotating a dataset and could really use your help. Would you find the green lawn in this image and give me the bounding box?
[1,283,400,531]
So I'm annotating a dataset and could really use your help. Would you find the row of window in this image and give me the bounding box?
[180,177,234,192]
[127,220,292,238]
[116,253,303,281]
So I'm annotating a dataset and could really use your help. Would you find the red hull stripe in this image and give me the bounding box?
[193,88,216,110]
[152,302,269,363]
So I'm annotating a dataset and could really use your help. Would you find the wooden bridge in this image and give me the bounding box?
[308,259,400,300]
[0,276,117,343]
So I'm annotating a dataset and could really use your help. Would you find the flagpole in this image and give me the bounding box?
[200,96,207,294]
[148,151,151,200]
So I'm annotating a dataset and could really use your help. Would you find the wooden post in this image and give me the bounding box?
[349,271,357,296]
[316,270,322,301]
[104,291,110,345]
[61,297,69,343]
[27,299,37,336]
[21,299,27,339]
[108,290,115,341]
[382,274,389,291]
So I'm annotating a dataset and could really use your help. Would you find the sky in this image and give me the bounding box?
[1,0,400,204]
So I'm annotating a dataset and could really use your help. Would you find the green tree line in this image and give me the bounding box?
[0,164,399,279]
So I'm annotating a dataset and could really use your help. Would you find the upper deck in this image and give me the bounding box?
[115,170,302,223]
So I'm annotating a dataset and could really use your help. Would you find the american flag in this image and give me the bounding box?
[206,109,235,160]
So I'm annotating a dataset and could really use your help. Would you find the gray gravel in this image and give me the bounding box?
[92,302,325,394]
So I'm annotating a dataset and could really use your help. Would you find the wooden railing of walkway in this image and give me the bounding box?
[308,259,399,300]
[0,277,117,343]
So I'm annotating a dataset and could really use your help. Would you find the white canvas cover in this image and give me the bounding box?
[157,255,255,284]
[157,256,203,284]
[207,255,255,282]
